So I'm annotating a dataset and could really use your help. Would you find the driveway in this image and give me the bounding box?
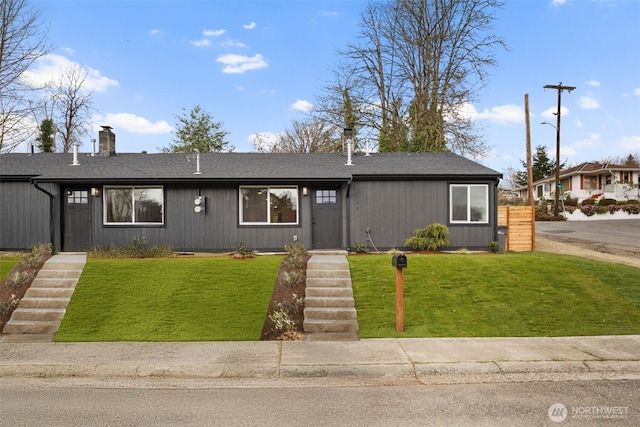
[536,219,640,258]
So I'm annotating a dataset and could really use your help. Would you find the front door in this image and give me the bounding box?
[63,188,91,251]
[312,188,342,249]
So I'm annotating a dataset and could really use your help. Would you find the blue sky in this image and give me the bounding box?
[25,0,640,177]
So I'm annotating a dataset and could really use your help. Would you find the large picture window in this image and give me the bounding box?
[104,186,164,225]
[450,184,488,223]
[240,186,298,225]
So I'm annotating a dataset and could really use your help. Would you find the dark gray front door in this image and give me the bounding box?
[312,189,341,249]
[63,188,91,251]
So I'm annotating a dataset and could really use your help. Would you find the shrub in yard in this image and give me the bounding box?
[281,270,303,288]
[564,197,578,207]
[580,204,598,216]
[404,223,451,251]
[489,241,500,254]
[598,198,617,206]
[608,204,622,214]
[92,237,173,258]
[352,242,368,253]
[581,199,596,206]
[268,294,304,335]
[283,243,306,269]
[232,242,256,259]
[622,203,640,215]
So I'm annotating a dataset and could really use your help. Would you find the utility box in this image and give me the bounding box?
[392,254,407,269]
[497,226,508,253]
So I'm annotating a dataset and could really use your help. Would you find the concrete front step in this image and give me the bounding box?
[37,269,83,279]
[306,268,351,279]
[306,277,352,288]
[305,287,353,298]
[10,308,66,321]
[303,319,359,333]
[24,288,75,298]
[17,297,71,309]
[305,296,354,308]
[304,332,360,341]
[3,320,61,335]
[0,333,53,343]
[30,277,79,288]
[304,307,357,320]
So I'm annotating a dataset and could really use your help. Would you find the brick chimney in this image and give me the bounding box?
[98,126,116,156]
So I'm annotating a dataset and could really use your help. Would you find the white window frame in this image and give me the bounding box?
[103,185,164,225]
[450,184,489,224]
[239,185,299,225]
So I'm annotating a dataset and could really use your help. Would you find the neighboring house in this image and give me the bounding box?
[1,128,503,253]
[515,162,640,203]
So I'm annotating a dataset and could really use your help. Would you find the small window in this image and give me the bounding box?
[450,184,488,223]
[240,186,298,225]
[67,190,88,204]
[104,186,164,224]
[316,189,337,204]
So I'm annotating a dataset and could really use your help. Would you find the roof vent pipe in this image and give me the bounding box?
[343,127,353,166]
[365,138,371,156]
[193,149,202,175]
[71,143,80,166]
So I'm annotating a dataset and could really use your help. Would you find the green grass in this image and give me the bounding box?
[0,257,21,280]
[349,253,640,338]
[55,256,282,342]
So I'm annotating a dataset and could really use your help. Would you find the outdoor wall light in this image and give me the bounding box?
[302,187,308,196]
[91,187,101,197]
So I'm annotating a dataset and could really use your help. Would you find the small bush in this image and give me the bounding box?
[489,241,500,254]
[564,197,578,207]
[92,237,173,259]
[598,198,617,206]
[352,242,368,253]
[581,199,596,206]
[8,271,32,289]
[268,294,304,334]
[622,203,640,215]
[580,204,598,216]
[608,204,622,214]
[281,270,303,288]
[0,294,20,315]
[404,223,451,251]
[283,243,306,269]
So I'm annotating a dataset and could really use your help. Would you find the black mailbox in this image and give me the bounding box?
[392,254,407,269]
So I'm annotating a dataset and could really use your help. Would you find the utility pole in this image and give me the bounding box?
[524,94,534,207]
[543,82,576,216]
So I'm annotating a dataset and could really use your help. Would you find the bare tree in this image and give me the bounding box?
[0,0,50,152]
[253,118,340,153]
[316,0,505,156]
[48,64,94,153]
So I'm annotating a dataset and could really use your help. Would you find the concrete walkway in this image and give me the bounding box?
[0,336,638,385]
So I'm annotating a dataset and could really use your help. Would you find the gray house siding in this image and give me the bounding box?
[0,181,58,250]
[88,183,309,252]
[348,179,498,251]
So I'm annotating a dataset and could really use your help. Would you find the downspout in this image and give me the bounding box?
[32,180,56,250]
[346,178,351,251]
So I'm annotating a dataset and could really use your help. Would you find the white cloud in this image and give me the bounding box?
[574,132,601,148]
[618,135,640,150]
[634,88,640,97]
[575,119,584,128]
[220,39,247,48]
[148,29,161,36]
[216,53,268,74]
[291,99,313,112]
[586,80,601,87]
[465,103,523,124]
[578,96,600,109]
[319,10,339,16]
[100,113,173,134]
[203,29,226,37]
[243,22,256,30]
[561,146,577,156]
[20,54,118,92]
[551,0,568,7]
[191,38,211,47]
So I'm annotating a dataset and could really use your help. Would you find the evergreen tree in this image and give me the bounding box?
[515,145,565,187]
[163,105,232,153]
[35,119,55,152]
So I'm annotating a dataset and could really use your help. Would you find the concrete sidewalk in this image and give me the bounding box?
[1,336,638,385]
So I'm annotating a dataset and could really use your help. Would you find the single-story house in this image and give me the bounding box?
[515,162,640,203]
[1,128,503,253]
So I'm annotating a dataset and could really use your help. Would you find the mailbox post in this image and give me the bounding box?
[392,254,407,333]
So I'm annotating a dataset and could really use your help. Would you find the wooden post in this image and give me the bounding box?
[396,267,403,333]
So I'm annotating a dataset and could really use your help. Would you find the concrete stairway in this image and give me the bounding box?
[1,253,86,343]
[303,255,359,341]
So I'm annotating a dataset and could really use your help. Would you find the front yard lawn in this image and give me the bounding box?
[55,256,281,341]
[349,253,640,338]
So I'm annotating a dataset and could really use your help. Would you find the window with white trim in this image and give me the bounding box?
[104,186,164,224]
[450,184,488,223]
[240,186,298,225]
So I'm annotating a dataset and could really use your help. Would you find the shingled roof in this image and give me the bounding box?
[0,151,501,183]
